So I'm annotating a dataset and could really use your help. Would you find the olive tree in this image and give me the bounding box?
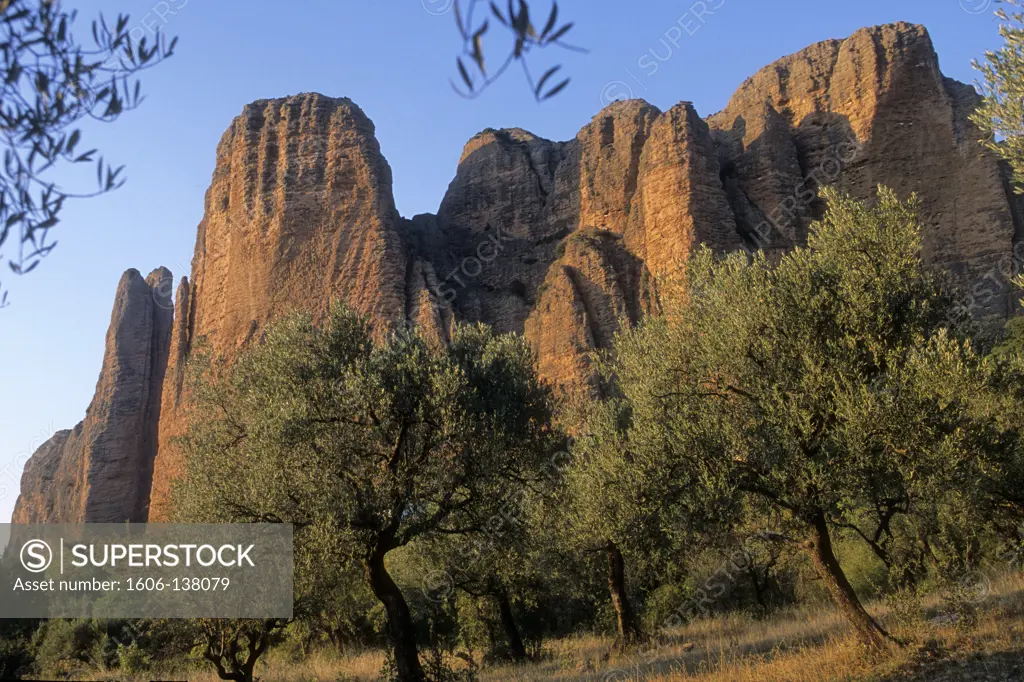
[187,619,285,682]
[413,487,545,662]
[175,305,556,682]
[561,381,737,648]
[607,188,999,649]
[559,399,662,647]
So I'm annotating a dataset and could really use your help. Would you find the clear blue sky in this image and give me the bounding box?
[0,0,1006,522]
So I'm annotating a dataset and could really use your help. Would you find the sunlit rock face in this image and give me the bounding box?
[149,94,410,521]
[14,23,1023,523]
[13,268,172,523]
[708,23,1018,322]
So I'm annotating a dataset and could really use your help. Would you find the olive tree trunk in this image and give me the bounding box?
[605,541,644,647]
[366,550,426,682]
[495,588,528,661]
[806,511,891,650]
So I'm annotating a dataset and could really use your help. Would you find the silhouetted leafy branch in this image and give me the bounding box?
[0,0,176,304]
[449,0,584,101]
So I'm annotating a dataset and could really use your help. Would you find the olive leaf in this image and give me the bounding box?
[448,0,585,102]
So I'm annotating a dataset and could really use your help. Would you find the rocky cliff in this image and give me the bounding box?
[147,95,410,520]
[13,268,172,523]
[707,24,1017,320]
[13,22,1022,523]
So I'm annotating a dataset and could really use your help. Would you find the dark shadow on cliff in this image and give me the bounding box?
[397,134,585,336]
[713,108,860,254]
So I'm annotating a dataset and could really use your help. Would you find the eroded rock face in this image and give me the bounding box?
[13,268,173,523]
[11,431,72,523]
[14,23,1024,523]
[628,102,740,277]
[148,93,410,521]
[715,102,808,250]
[185,93,407,353]
[422,99,734,387]
[525,230,655,392]
[576,100,661,242]
[707,23,1018,320]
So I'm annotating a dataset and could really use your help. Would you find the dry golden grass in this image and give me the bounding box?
[474,603,865,681]
[181,649,387,682]
[87,572,1024,681]
[324,573,1024,682]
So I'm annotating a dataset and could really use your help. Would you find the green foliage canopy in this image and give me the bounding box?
[601,187,1009,648]
[174,305,558,681]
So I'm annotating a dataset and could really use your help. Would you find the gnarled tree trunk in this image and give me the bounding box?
[806,511,891,650]
[747,564,768,613]
[366,549,426,682]
[200,619,280,682]
[606,541,644,647]
[495,588,528,662]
